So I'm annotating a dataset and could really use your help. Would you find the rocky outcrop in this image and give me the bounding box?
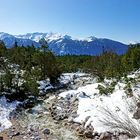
[133,101,140,119]
[48,95,78,121]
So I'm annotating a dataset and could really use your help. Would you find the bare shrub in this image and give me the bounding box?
[100,105,140,137]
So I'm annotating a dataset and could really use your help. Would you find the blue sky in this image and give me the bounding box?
[0,0,139,43]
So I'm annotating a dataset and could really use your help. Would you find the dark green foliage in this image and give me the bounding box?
[22,71,39,96]
[8,44,36,70]
[57,55,92,72]
[0,40,7,57]
[124,81,133,97]
[6,39,61,84]
[0,74,4,93]
[0,39,62,97]
[123,76,135,97]
[44,51,62,84]
[0,39,140,98]
[86,51,123,80]
[3,69,15,89]
[33,40,62,84]
[122,44,140,72]
[97,84,109,95]
[57,44,140,81]
[97,81,116,95]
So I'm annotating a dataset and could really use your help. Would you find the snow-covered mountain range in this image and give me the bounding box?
[0,32,128,55]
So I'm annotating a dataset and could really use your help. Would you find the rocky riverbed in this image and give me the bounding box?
[0,73,92,140]
[2,94,134,140]
[0,72,140,140]
[0,98,83,140]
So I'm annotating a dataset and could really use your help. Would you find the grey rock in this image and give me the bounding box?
[92,131,99,137]
[68,116,74,123]
[99,132,112,140]
[133,108,140,119]
[118,134,129,140]
[137,102,140,108]
[33,136,41,140]
[84,129,93,138]
[8,131,20,138]
[43,128,51,135]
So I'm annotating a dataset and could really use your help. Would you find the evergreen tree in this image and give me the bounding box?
[0,40,7,57]
[38,38,62,84]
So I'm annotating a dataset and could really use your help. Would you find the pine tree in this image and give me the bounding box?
[0,40,7,57]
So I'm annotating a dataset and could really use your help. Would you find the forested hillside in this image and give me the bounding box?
[0,40,140,98]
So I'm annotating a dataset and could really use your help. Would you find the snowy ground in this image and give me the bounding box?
[59,71,140,138]
[1,71,140,139]
[0,72,89,133]
[38,72,90,93]
[0,96,19,132]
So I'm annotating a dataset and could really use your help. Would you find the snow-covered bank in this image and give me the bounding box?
[1,71,140,139]
[38,72,91,93]
[0,72,91,134]
[0,96,19,132]
[59,71,140,137]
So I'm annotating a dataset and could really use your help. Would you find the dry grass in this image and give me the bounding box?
[100,106,140,137]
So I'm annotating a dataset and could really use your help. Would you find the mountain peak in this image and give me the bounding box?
[78,36,97,42]
[86,36,97,42]
[0,32,14,38]
[0,32,128,55]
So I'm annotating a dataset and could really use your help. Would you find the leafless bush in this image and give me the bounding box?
[100,106,140,137]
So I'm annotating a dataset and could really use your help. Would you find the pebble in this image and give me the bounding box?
[99,132,112,140]
[43,128,50,135]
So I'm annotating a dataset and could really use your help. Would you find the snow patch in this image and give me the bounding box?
[0,96,19,132]
[59,72,140,134]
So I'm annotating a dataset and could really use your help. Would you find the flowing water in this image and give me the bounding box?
[0,96,19,132]
[17,102,82,140]
[0,97,82,140]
